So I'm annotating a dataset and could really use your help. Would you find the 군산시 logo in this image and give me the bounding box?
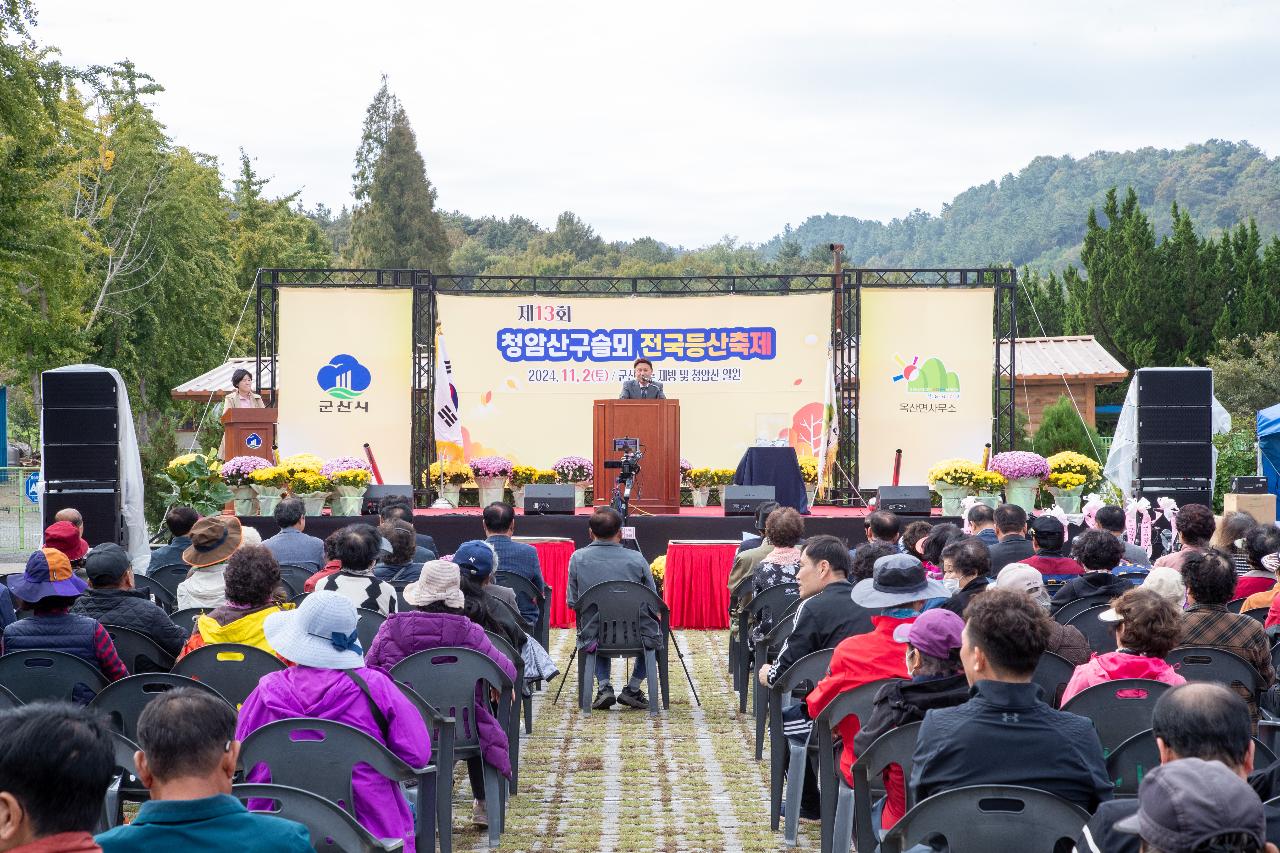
[316,354,372,400]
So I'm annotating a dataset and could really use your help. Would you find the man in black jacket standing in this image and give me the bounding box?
[71,543,189,659]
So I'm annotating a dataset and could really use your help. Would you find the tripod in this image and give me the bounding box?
[552,628,701,707]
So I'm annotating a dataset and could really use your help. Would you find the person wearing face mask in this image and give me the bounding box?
[937,537,991,617]
[995,563,1091,668]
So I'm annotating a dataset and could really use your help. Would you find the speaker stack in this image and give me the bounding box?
[1135,367,1213,507]
[41,371,123,546]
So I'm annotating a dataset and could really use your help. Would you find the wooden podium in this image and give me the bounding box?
[220,407,277,462]
[592,399,680,515]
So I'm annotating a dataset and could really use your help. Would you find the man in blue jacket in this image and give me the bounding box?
[483,501,547,625]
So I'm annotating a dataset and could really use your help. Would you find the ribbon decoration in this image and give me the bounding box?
[1081,493,1107,529]
[329,630,362,655]
[1156,497,1180,549]
[1125,497,1154,558]
[1041,504,1071,530]
[959,495,982,534]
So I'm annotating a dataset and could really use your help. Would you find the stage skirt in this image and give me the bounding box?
[532,539,577,628]
[663,541,740,629]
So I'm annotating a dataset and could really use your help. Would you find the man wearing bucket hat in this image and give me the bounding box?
[175,516,244,610]
[44,520,90,578]
[2,548,129,687]
[806,553,950,828]
[236,591,431,851]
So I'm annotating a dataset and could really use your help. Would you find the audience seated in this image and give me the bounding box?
[175,517,245,610]
[752,507,806,594]
[1154,503,1215,572]
[180,545,289,660]
[1094,506,1153,568]
[568,508,660,712]
[2,549,128,689]
[919,523,961,577]
[302,531,342,593]
[806,565,953,831]
[995,563,1091,665]
[378,495,437,562]
[261,498,325,569]
[910,589,1112,811]
[54,507,85,537]
[44,520,90,578]
[1059,588,1185,705]
[0,584,13,631]
[1079,682,1265,853]
[148,506,199,569]
[1238,524,1280,605]
[454,541,528,647]
[314,524,398,614]
[1213,510,1258,576]
[367,559,516,828]
[728,500,780,589]
[966,504,998,547]
[1049,529,1129,615]
[987,504,1035,572]
[1113,759,1274,853]
[237,591,430,851]
[1141,565,1187,605]
[0,702,115,853]
[373,520,420,583]
[900,520,934,563]
[1181,549,1276,723]
[71,543,189,658]
[861,510,903,550]
[95,689,312,852]
[483,501,548,625]
[1024,515,1085,578]
[851,541,899,584]
[938,537,991,617]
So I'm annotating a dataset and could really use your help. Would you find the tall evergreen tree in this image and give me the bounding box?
[351,75,397,204]
[349,107,450,271]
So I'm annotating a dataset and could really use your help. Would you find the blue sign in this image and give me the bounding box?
[316,354,372,400]
[245,433,263,450]
[24,472,39,504]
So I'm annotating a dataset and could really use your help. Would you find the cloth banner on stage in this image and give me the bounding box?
[276,287,413,482]
[857,287,994,487]
[435,292,832,468]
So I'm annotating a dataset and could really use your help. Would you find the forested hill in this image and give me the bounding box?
[758,140,1280,270]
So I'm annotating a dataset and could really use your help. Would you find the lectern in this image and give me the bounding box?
[592,399,681,514]
[220,407,276,462]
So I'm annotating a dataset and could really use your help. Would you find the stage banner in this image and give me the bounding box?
[857,287,994,488]
[276,287,413,482]
[436,292,832,469]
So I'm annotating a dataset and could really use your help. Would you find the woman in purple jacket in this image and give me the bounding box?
[367,559,517,829]
[237,591,431,852]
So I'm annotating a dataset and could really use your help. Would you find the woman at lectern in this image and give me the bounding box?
[223,368,265,414]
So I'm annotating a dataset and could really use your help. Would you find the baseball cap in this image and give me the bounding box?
[1114,758,1264,852]
[892,608,965,660]
[84,542,132,584]
[454,540,497,579]
[1029,515,1065,546]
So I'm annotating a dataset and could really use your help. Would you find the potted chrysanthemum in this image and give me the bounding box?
[971,469,1008,508]
[509,465,539,509]
[322,457,373,516]
[798,456,820,506]
[247,465,290,515]
[470,456,514,506]
[221,456,272,514]
[688,467,714,507]
[926,458,985,516]
[1046,451,1103,514]
[428,461,471,506]
[289,470,333,516]
[553,456,594,507]
[988,451,1050,512]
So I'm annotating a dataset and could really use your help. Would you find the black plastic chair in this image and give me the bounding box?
[1244,607,1270,624]
[1053,597,1102,625]
[1065,604,1118,653]
[102,624,175,674]
[574,580,670,714]
[484,630,526,794]
[89,672,229,740]
[879,784,1091,853]
[0,649,107,703]
[737,582,801,712]
[234,783,404,852]
[1166,646,1265,703]
[1228,597,1248,614]
[1105,729,1158,797]
[1031,651,1076,709]
[396,682,457,853]
[357,608,387,656]
[391,647,515,850]
[171,642,286,707]
[99,731,147,832]
[0,683,19,708]
[813,683,907,853]
[274,566,312,598]
[238,718,434,853]
[1061,678,1171,756]
[132,574,177,613]
[495,571,550,650]
[753,601,801,761]
[168,607,212,633]
[768,648,835,837]
[146,564,191,599]
[728,573,756,682]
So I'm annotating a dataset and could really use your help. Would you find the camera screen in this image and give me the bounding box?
[613,437,639,452]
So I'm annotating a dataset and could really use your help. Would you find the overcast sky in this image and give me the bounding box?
[32,0,1280,247]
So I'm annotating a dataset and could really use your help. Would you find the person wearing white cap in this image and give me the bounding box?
[1140,565,1187,606]
[235,591,431,851]
[995,563,1090,667]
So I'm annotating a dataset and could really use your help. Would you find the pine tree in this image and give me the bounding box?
[351,75,398,203]
[1032,395,1105,461]
[349,107,450,271]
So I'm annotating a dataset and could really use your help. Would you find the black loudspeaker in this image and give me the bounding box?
[1134,367,1213,498]
[360,484,414,516]
[41,369,123,545]
[523,484,575,515]
[1137,408,1212,443]
[42,372,118,408]
[721,485,776,516]
[1137,368,1213,407]
[43,490,122,547]
[1138,482,1212,509]
[1231,476,1269,495]
[1136,443,1214,480]
[877,486,932,516]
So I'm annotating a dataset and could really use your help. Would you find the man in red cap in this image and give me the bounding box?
[44,520,90,578]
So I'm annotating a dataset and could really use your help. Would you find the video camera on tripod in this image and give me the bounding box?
[603,437,644,519]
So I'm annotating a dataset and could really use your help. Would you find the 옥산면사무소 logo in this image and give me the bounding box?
[316,354,372,399]
[892,353,959,393]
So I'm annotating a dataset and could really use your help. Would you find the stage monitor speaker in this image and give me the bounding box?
[877,485,932,516]
[1231,476,1269,495]
[1137,407,1212,443]
[1136,367,1213,408]
[1137,480,1212,509]
[41,371,118,408]
[523,484,575,515]
[43,488,122,547]
[360,484,413,516]
[721,485,776,516]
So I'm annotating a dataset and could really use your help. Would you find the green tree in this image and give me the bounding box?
[1206,332,1280,420]
[1031,395,1105,461]
[349,107,450,271]
[351,74,397,204]
[1015,268,1065,337]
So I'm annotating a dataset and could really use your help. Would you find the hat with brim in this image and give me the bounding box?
[403,560,465,608]
[44,521,89,561]
[183,516,243,568]
[851,553,950,608]
[11,548,88,603]
[262,590,365,669]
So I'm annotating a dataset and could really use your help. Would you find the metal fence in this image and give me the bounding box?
[0,467,41,561]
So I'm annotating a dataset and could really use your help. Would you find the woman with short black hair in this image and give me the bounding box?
[179,544,289,661]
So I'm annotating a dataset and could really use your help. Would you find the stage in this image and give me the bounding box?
[238,505,948,563]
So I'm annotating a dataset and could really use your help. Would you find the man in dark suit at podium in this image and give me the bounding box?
[619,357,665,399]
